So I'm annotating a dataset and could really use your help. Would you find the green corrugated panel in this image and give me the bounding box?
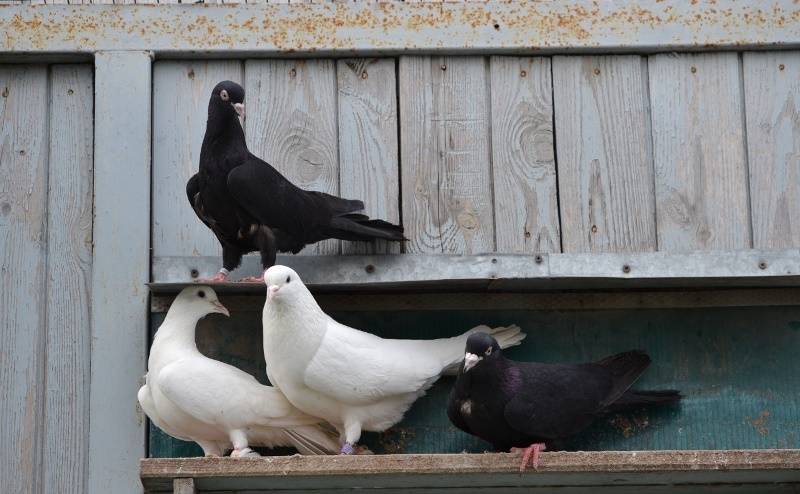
[148,305,800,457]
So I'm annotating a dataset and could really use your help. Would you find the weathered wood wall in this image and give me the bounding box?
[153,52,800,278]
[0,64,93,494]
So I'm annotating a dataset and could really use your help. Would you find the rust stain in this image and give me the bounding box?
[747,410,771,437]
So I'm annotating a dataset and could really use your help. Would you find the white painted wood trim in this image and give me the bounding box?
[89,50,152,494]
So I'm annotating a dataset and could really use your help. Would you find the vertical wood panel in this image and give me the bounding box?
[89,51,151,494]
[245,59,340,255]
[337,58,400,255]
[399,56,494,254]
[649,53,752,251]
[553,55,657,253]
[490,56,560,254]
[152,61,243,264]
[0,64,49,494]
[743,51,800,249]
[43,64,93,494]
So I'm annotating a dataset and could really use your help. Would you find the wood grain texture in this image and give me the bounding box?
[649,52,752,251]
[743,51,800,249]
[42,64,93,494]
[152,61,243,263]
[337,58,400,255]
[245,59,340,255]
[553,55,657,253]
[490,56,560,254]
[89,51,151,494]
[0,64,49,494]
[173,478,196,494]
[399,56,494,254]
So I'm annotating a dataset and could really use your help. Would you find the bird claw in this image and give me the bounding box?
[339,443,356,455]
[514,443,546,472]
[195,272,228,283]
[231,447,260,458]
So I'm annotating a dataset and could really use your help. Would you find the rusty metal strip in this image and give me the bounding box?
[1,1,799,56]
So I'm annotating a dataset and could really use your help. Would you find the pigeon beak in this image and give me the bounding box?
[212,301,230,317]
[463,352,481,372]
[232,103,245,119]
[267,285,280,301]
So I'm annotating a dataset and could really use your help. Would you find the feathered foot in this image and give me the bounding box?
[230,447,260,458]
[513,443,546,472]
[339,443,356,455]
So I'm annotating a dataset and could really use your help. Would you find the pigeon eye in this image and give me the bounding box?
[198,290,206,298]
[485,347,492,356]
[286,276,291,283]
[220,89,230,101]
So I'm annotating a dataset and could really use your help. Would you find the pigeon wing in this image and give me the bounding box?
[302,319,444,406]
[157,358,319,428]
[502,363,610,440]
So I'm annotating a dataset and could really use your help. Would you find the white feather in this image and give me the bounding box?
[261,266,526,446]
[137,285,340,456]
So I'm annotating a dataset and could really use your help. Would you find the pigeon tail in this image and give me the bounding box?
[605,389,682,412]
[441,325,526,375]
[327,215,406,243]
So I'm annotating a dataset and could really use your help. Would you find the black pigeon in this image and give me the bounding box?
[447,332,681,471]
[187,81,405,282]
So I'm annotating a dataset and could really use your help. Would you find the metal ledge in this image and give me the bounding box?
[140,450,800,493]
[2,1,800,56]
[149,249,800,294]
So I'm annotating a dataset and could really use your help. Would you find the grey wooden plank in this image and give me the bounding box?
[5,2,800,55]
[0,64,49,494]
[743,51,800,249]
[399,56,494,254]
[152,61,243,266]
[490,56,560,254]
[244,59,340,255]
[149,248,800,292]
[89,51,152,494]
[553,55,657,253]
[174,478,196,494]
[337,58,401,255]
[649,53,752,252]
[43,64,93,494]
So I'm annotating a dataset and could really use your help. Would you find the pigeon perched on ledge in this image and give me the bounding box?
[138,285,340,456]
[447,332,681,472]
[186,80,405,283]
[260,265,527,455]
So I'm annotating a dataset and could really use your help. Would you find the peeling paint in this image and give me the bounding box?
[0,1,798,55]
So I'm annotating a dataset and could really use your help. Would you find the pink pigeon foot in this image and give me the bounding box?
[513,443,546,472]
[339,443,356,455]
[239,276,265,283]
[195,272,228,283]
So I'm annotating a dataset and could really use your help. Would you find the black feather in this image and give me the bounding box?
[186,80,405,274]
[447,333,681,451]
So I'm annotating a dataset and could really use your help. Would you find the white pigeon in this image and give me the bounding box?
[261,265,527,454]
[138,285,340,457]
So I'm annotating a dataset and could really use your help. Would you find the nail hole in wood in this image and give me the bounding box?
[67,89,74,95]
[535,255,543,264]
[190,269,199,279]
[361,71,368,79]
[491,258,498,264]
[1,87,8,98]
[365,264,375,274]
[622,264,631,274]
[759,261,768,270]
[779,64,785,71]
[520,70,527,78]
[493,23,500,30]
[691,66,697,73]
[441,64,447,71]
[594,68,601,75]
[187,69,195,80]
[290,68,297,77]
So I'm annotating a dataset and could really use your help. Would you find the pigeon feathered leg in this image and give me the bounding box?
[514,443,546,472]
[229,429,260,458]
[240,226,278,282]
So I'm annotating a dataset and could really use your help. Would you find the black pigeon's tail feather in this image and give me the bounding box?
[594,350,651,408]
[328,215,406,242]
[605,389,682,412]
[309,191,365,216]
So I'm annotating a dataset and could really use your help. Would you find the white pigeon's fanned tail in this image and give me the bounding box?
[441,324,526,375]
[249,424,340,455]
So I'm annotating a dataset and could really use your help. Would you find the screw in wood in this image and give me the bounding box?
[691,66,697,73]
[190,269,199,279]
[361,71,368,79]
[520,70,527,78]
[290,68,297,77]
[759,261,768,270]
[594,68,601,75]
[779,64,785,71]
[365,264,376,274]
[491,258,498,264]
[493,23,500,30]
[622,264,631,274]
[534,255,543,264]
[440,64,447,71]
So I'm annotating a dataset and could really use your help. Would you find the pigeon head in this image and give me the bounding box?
[173,285,230,319]
[263,265,311,305]
[463,332,502,372]
[209,80,246,122]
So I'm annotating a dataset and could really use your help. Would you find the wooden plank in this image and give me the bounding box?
[490,56,560,254]
[152,61,243,267]
[553,55,656,253]
[5,2,800,55]
[0,64,49,494]
[399,56,494,254]
[149,248,800,292]
[89,51,152,494]
[336,58,400,255]
[244,59,340,255]
[649,53,751,251]
[173,478,196,494]
[43,64,93,494]
[743,51,800,249]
